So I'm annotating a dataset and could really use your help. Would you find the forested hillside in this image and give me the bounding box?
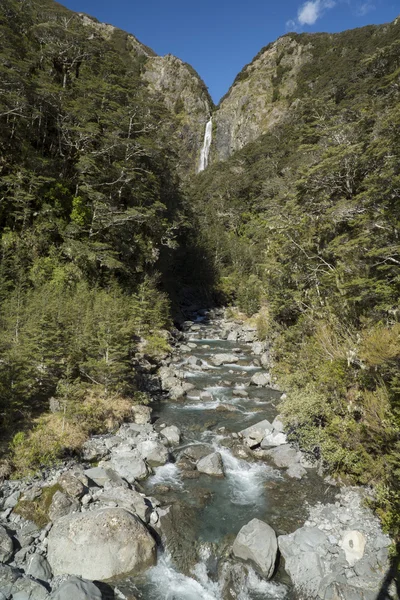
[190,20,400,535]
[0,0,211,471]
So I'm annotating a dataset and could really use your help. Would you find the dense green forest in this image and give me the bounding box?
[190,22,400,535]
[0,0,211,472]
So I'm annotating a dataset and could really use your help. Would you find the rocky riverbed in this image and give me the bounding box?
[0,309,393,599]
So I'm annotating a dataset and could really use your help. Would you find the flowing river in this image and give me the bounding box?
[116,311,336,600]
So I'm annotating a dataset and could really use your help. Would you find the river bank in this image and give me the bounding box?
[0,309,393,599]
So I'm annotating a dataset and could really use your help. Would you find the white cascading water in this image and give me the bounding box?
[198,117,213,172]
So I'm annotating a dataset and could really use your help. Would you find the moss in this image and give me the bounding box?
[14,484,62,528]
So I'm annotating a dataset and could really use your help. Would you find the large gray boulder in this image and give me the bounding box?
[0,525,13,562]
[232,518,277,579]
[47,507,156,580]
[160,425,181,446]
[239,420,273,448]
[211,354,239,366]
[250,372,270,387]
[50,576,102,600]
[136,440,169,467]
[197,452,224,477]
[109,453,149,483]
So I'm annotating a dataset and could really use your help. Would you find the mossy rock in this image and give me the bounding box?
[14,484,63,528]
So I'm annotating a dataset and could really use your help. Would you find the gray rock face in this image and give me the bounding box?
[50,576,102,600]
[197,452,224,477]
[250,372,270,387]
[160,425,181,446]
[48,491,80,521]
[47,507,156,580]
[109,453,149,483]
[26,553,53,582]
[211,354,239,366]
[232,518,278,579]
[0,525,13,562]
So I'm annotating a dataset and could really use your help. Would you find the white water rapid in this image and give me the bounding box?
[198,117,213,172]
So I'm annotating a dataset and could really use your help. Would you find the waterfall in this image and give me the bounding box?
[198,117,213,172]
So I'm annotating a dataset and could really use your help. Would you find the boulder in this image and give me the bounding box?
[266,444,301,468]
[0,525,13,562]
[251,342,265,355]
[284,551,325,597]
[340,531,366,566]
[50,576,102,600]
[4,576,49,599]
[58,472,86,499]
[48,491,80,521]
[183,444,212,462]
[81,438,108,461]
[137,440,169,467]
[83,466,127,488]
[271,416,285,433]
[26,553,53,582]
[232,388,249,398]
[232,518,277,579]
[197,452,224,477]
[250,372,270,387]
[160,425,181,446]
[211,354,239,366]
[47,508,156,580]
[287,464,307,479]
[109,453,149,483]
[100,486,151,522]
[260,431,287,448]
[260,352,270,369]
[239,420,273,448]
[131,404,152,424]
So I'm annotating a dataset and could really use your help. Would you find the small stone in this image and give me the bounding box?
[339,531,366,566]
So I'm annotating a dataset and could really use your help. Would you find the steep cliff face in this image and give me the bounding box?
[142,55,213,174]
[212,19,400,162]
[213,35,311,161]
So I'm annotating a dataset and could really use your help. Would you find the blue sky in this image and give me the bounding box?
[60,0,399,103]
